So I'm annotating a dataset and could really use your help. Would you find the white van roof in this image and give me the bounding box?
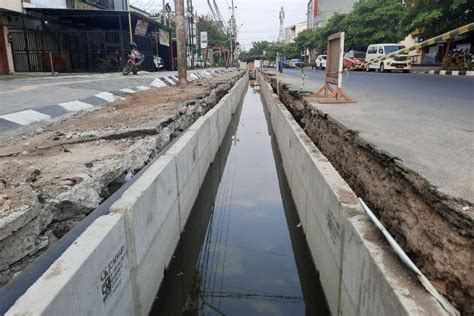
[368,43,403,46]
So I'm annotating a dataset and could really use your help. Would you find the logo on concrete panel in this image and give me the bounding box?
[326,208,341,246]
[99,244,127,305]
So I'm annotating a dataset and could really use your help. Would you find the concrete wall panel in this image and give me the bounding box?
[178,166,200,231]
[110,155,178,265]
[6,74,249,316]
[205,107,220,159]
[189,116,212,184]
[257,72,448,316]
[135,204,180,315]
[340,215,448,316]
[305,209,340,316]
[6,214,132,316]
[167,131,199,192]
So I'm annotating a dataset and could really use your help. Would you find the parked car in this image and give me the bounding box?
[314,55,327,70]
[365,44,411,73]
[344,50,366,69]
[289,58,303,68]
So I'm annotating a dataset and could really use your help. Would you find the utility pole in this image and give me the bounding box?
[176,0,187,86]
[127,0,133,42]
[162,0,166,25]
[229,0,236,65]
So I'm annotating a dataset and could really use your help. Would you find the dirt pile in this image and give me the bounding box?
[0,71,243,287]
[269,76,473,314]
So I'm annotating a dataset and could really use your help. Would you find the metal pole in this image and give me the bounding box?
[49,52,54,75]
[162,0,166,25]
[21,6,31,71]
[176,0,187,86]
[118,15,124,70]
[231,0,235,64]
[229,28,232,66]
[276,52,280,97]
[127,0,133,43]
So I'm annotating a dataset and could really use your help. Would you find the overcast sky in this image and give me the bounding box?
[130,0,309,49]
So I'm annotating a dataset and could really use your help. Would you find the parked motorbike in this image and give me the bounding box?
[122,42,144,76]
[153,56,164,71]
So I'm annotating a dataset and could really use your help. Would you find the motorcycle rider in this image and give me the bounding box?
[122,41,144,75]
[129,41,144,66]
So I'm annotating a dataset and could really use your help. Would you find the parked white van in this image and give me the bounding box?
[365,44,411,72]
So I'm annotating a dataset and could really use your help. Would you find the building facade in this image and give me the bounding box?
[285,21,307,43]
[307,0,356,29]
[0,0,172,74]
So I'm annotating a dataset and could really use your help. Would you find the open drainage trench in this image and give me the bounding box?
[151,83,330,315]
[268,77,473,314]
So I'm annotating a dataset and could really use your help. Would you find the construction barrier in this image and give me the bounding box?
[314,32,356,103]
[347,23,474,71]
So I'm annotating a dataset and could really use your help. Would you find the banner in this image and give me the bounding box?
[159,29,170,47]
[134,20,148,37]
[200,32,208,49]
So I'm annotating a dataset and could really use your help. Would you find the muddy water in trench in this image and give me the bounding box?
[151,82,329,315]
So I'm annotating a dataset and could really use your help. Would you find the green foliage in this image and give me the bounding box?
[241,41,281,62]
[318,0,408,51]
[198,15,229,48]
[271,0,473,56]
[403,0,474,38]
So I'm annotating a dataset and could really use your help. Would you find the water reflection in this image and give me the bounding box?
[151,83,329,315]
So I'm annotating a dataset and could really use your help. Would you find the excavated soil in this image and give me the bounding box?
[268,75,473,315]
[0,71,243,287]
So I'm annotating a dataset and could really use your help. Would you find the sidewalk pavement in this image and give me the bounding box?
[271,68,474,204]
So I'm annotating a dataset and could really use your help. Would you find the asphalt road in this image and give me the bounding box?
[277,68,474,203]
[0,69,225,139]
[0,70,180,115]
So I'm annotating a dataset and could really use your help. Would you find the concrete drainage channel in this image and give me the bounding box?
[2,75,248,315]
[265,72,472,315]
[1,70,461,315]
[257,73,452,315]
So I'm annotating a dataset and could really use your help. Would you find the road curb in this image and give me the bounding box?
[0,69,229,132]
[415,69,474,76]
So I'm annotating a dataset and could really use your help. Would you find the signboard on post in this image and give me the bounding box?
[134,20,148,37]
[159,29,170,47]
[314,32,356,103]
[200,32,208,49]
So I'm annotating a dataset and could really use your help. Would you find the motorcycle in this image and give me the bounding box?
[153,56,164,71]
[122,48,144,75]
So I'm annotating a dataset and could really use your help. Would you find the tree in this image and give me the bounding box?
[403,0,474,38]
[288,0,409,54]
[293,28,324,53]
[322,0,408,51]
[198,15,228,48]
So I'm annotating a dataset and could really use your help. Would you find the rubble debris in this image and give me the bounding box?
[0,70,243,287]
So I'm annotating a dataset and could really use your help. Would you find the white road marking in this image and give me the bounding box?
[136,85,151,91]
[439,70,446,75]
[95,92,118,102]
[0,110,51,125]
[120,88,136,93]
[451,71,459,76]
[466,71,474,76]
[150,79,167,87]
[58,100,94,112]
